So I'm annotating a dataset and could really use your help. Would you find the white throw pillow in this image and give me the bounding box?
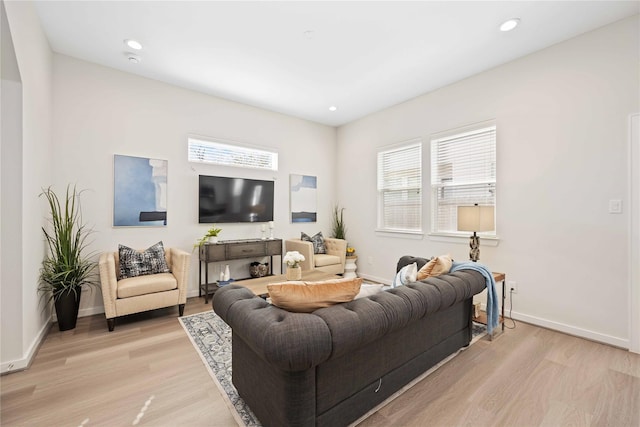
[392,262,418,288]
[355,283,384,299]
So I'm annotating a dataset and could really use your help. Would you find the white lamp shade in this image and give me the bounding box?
[457,205,495,232]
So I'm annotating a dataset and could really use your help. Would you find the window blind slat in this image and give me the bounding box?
[430,125,496,235]
[377,141,422,232]
[188,138,278,171]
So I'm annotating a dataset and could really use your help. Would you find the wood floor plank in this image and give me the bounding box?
[2,300,639,427]
[539,401,593,427]
[591,368,640,427]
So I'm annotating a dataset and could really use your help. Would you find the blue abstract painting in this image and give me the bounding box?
[290,174,317,223]
[113,154,167,227]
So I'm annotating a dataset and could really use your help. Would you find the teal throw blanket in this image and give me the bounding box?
[450,261,499,335]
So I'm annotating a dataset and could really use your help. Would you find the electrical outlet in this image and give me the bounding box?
[508,281,517,294]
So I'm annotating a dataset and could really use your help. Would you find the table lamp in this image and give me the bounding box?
[457,204,495,262]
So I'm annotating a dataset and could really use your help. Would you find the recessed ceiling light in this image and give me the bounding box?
[126,53,141,63]
[500,18,520,32]
[124,39,143,50]
[329,106,337,112]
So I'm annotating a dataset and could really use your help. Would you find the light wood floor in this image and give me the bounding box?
[2,298,639,427]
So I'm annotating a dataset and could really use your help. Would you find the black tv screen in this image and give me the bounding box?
[199,175,274,223]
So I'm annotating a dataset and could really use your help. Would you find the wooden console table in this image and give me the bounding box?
[198,238,283,303]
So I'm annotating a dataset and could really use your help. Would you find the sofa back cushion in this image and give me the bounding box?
[268,277,362,313]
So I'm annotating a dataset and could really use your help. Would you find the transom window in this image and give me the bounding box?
[377,140,422,233]
[188,136,278,171]
[430,123,496,236]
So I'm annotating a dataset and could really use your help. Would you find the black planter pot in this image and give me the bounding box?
[54,288,81,331]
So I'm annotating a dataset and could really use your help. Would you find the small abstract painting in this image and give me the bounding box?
[290,174,317,223]
[113,154,168,227]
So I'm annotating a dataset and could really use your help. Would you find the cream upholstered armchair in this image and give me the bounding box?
[285,237,347,275]
[99,246,190,331]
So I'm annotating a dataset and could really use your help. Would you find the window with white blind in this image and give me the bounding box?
[377,140,422,233]
[188,137,278,171]
[430,123,496,236]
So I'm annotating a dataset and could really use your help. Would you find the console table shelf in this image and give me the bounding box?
[198,238,283,303]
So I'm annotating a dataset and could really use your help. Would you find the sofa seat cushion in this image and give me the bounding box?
[314,254,341,267]
[117,273,177,298]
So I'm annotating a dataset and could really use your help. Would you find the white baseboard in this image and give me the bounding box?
[1,319,51,375]
[52,305,105,321]
[361,274,630,350]
[359,273,392,286]
[78,305,104,318]
[187,288,201,299]
[507,311,629,350]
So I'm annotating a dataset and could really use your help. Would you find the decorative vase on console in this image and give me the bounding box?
[286,266,302,281]
[283,251,305,281]
[223,264,230,282]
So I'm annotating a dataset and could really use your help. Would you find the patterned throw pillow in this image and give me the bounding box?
[118,241,170,279]
[301,231,326,254]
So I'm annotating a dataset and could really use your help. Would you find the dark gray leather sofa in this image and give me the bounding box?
[213,256,486,427]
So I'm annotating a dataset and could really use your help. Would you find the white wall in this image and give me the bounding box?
[631,113,640,353]
[1,0,23,366]
[337,15,639,348]
[2,0,53,373]
[51,54,337,316]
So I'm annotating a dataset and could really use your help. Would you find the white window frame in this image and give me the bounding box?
[376,139,423,235]
[188,136,278,171]
[430,121,497,239]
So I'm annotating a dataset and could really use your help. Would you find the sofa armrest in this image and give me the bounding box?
[99,252,118,319]
[284,239,314,271]
[169,248,190,304]
[323,238,347,270]
[213,285,332,371]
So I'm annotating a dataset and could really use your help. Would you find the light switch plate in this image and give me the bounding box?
[609,199,623,214]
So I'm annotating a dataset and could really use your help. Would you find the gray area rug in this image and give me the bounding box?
[180,309,487,427]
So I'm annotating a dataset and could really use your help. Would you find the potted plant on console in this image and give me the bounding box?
[38,185,98,331]
[283,251,305,281]
[195,225,222,247]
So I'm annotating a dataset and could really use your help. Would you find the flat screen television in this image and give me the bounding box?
[199,175,275,223]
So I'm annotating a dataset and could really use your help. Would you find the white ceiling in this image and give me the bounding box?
[34,1,639,127]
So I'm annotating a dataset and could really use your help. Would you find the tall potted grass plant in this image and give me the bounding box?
[38,185,97,331]
[331,204,346,240]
